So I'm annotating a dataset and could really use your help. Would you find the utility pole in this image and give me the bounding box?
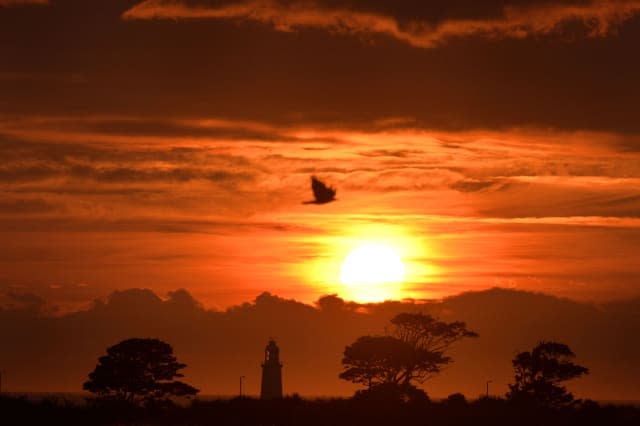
[486,380,493,397]
[239,375,245,398]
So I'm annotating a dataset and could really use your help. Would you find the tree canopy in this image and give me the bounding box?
[83,338,199,407]
[507,341,589,407]
[339,313,478,399]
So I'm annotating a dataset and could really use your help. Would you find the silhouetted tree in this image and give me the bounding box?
[83,338,198,407]
[340,313,478,400]
[352,381,430,404]
[507,341,588,408]
[443,392,468,408]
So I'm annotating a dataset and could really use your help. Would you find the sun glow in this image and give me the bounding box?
[287,217,434,303]
[340,244,406,302]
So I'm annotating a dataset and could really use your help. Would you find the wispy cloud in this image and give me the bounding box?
[123,0,640,48]
[1,114,639,306]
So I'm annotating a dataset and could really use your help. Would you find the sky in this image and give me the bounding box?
[1,0,640,314]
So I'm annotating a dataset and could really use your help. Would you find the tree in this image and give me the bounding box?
[339,313,478,399]
[83,338,199,407]
[507,341,589,408]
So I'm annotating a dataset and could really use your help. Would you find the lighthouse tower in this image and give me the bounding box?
[260,339,283,399]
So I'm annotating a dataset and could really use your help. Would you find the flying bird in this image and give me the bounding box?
[304,175,337,204]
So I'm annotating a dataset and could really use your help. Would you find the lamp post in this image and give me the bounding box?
[486,380,493,397]
[239,375,245,398]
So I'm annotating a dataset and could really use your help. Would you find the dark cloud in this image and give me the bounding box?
[0,291,46,313]
[102,288,163,311]
[358,149,424,158]
[1,1,640,133]
[450,179,504,193]
[14,117,295,141]
[69,164,256,184]
[0,198,59,214]
[0,132,261,185]
[0,164,59,182]
[0,287,639,399]
[166,288,204,311]
[0,163,255,184]
[0,215,317,234]
[124,0,640,47]
[566,193,640,218]
[477,183,640,219]
[0,138,258,174]
[590,194,640,208]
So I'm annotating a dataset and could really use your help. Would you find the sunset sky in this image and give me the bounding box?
[2,0,640,314]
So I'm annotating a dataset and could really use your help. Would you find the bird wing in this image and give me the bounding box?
[311,176,336,203]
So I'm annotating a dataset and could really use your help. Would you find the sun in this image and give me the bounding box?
[340,244,406,302]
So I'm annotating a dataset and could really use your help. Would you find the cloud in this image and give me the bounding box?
[0,198,59,214]
[0,0,47,6]
[450,179,506,193]
[30,117,296,142]
[0,291,47,313]
[1,115,639,308]
[123,0,640,48]
[2,117,640,221]
[68,165,256,184]
[0,119,264,186]
[358,149,424,158]
[0,163,255,184]
[3,3,640,134]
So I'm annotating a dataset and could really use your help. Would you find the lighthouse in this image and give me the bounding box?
[260,339,283,399]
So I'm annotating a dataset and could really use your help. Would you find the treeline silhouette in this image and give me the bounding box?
[1,311,638,425]
[3,287,639,398]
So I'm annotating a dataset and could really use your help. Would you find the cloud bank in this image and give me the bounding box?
[1,287,638,400]
[123,0,640,48]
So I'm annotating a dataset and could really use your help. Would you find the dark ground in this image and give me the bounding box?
[1,395,639,426]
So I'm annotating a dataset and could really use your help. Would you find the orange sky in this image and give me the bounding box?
[1,116,639,311]
[2,1,640,401]
[1,0,640,312]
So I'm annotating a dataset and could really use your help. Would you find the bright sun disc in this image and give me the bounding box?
[340,244,406,299]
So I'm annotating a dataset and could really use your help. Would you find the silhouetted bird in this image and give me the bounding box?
[304,176,336,204]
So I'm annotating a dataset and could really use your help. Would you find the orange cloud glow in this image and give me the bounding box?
[123,0,640,48]
[2,114,639,308]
